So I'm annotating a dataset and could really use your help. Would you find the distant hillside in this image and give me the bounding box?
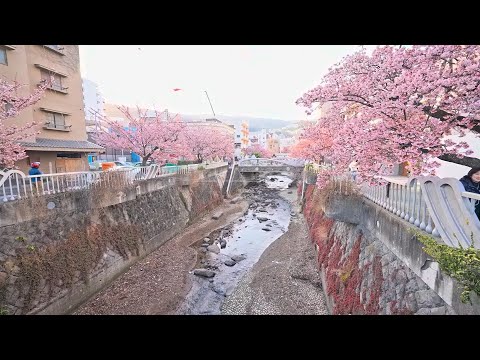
[179,113,295,131]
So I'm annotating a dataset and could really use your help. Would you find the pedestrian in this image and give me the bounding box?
[459,167,480,219]
[349,159,359,181]
[28,162,43,191]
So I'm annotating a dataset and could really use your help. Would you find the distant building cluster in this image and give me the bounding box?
[247,129,295,155]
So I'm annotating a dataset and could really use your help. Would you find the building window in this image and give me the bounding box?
[45,111,69,130]
[41,70,67,92]
[43,45,65,55]
[3,101,13,113]
[0,47,7,65]
[57,152,81,158]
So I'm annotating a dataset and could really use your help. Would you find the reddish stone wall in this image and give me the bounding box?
[302,184,449,315]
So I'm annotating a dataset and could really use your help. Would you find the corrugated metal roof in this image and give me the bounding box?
[20,138,104,151]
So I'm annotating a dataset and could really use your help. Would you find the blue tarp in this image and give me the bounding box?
[131,152,141,162]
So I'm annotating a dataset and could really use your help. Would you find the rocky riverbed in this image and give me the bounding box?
[74,174,327,315]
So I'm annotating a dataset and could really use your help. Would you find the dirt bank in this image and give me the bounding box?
[74,198,248,315]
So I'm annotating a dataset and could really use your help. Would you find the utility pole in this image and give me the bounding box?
[204,91,216,117]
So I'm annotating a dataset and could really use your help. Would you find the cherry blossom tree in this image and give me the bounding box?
[94,106,187,166]
[290,125,334,163]
[0,79,49,168]
[182,126,233,163]
[244,144,273,158]
[296,45,480,186]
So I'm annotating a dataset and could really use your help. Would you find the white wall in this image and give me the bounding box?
[82,78,105,120]
[251,129,267,148]
[435,131,480,180]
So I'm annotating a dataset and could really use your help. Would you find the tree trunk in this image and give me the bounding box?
[438,154,480,169]
[142,147,159,166]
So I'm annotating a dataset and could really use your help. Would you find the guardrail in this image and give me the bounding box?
[237,158,291,167]
[299,162,480,249]
[0,162,226,203]
[362,176,480,249]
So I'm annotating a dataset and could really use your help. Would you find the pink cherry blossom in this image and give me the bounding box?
[244,144,273,158]
[296,45,480,187]
[182,126,234,163]
[95,106,188,166]
[0,79,49,168]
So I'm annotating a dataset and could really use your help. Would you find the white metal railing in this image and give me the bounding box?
[304,163,331,184]
[462,191,480,215]
[299,163,480,249]
[304,162,331,174]
[238,158,290,167]
[362,176,480,249]
[0,162,226,203]
[226,162,236,197]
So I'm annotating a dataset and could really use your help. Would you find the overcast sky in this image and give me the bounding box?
[79,45,374,121]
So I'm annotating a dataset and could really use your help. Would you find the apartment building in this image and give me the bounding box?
[266,133,280,154]
[249,129,267,148]
[240,121,249,149]
[0,45,103,173]
[186,117,235,137]
[83,78,105,124]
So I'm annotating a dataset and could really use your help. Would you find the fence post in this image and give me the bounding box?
[300,170,307,209]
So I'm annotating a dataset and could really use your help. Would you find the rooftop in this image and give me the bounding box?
[20,138,104,152]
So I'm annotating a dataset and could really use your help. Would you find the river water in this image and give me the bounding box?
[176,175,294,315]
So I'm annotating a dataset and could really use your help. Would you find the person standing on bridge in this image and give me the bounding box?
[28,162,43,192]
[460,167,480,219]
[349,160,359,181]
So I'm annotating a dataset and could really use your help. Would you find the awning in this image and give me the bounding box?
[40,107,72,115]
[34,63,68,77]
[20,138,105,152]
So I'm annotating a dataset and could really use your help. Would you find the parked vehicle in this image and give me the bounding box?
[89,161,103,171]
[162,163,178,174]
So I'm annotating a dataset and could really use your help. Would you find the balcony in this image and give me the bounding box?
[46,84,69,94]
[43,45,65,55]
[43,122,72,131]
[35,63,68,77]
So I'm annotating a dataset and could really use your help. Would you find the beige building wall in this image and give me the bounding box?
[186,121,235,136]
[17,151,89,174]
[16,151,53,174]
[105,103,129,117]
[28,45,86,141]
[2,45,86,141]
[267,137,280,154]
[1,46,34,134]
[1,45,99,174]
